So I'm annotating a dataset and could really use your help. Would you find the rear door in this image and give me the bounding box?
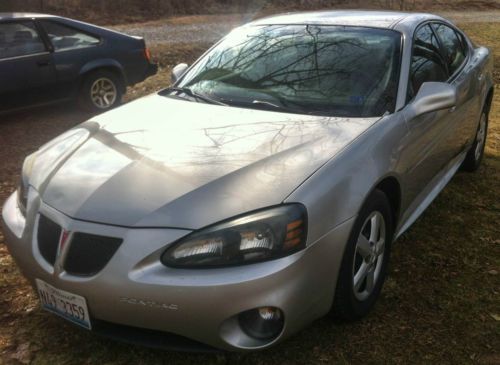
[0,20,57,110]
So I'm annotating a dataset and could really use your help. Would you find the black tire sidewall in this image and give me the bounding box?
[473,111,488,167]
[333,189,394,321]
[462,110,488,172]
[80,70,123,112]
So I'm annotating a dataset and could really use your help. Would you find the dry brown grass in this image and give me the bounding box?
[123,43,210,102]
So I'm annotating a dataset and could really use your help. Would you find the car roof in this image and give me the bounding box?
[0,12,55,21]
[249,10,445,30]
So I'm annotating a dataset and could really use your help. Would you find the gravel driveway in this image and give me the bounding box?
[111,11,500,46]
[111,16,243,45]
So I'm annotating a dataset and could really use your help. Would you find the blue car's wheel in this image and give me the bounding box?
[80,70,123,112]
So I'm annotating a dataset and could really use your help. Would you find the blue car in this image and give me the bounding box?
[0,13,157,112]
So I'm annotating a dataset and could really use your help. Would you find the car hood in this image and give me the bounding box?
[32,94,380,229]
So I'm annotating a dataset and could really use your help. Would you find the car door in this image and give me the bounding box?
[0,20,57,111]
[431,22,477,155]
[399,23,453,204]
[36,19,102,99]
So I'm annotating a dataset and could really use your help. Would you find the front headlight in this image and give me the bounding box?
[161,204,307,268]
[16,181,27,216]
[17,155,35,215]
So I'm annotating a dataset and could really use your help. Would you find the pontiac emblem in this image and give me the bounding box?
[59,229,71,253]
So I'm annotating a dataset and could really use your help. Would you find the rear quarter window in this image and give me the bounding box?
[39,20,100,51]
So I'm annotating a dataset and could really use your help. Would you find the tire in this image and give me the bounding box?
[79,70,123,112]
[333,189,394,321]
[461,109,488,172]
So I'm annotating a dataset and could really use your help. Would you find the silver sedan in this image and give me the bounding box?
[2,10,494,351]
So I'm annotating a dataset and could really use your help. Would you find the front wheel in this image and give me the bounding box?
[79,70,123,112]
[461,110,488,172]
[333,189,394,321]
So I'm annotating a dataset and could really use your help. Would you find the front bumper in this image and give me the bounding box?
[2,190,354,351]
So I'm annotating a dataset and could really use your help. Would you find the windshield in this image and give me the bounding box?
[171,25,402,117]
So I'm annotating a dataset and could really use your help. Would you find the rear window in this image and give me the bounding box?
[39,20,100,51]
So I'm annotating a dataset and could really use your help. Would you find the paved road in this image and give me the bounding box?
[112,11,500,45]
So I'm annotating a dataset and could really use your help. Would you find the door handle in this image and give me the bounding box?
[37,60,50,67]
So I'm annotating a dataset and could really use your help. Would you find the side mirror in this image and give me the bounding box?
[408,82,457,118]
[171,63,189,84]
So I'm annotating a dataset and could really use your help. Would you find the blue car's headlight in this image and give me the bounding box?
[161,204,307,268]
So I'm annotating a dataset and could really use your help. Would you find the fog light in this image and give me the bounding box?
[239,307,284,340]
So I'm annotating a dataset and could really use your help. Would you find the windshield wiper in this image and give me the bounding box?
[248,99,327,116]
[275,98,349,117]
[166,87,226,106]
[247,99,302,114]
[252,100,285,110]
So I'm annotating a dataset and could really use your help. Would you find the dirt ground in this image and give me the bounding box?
[0,13,499,365]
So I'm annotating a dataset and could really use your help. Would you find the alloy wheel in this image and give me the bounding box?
[90,77,117,109]
[352,211,386,301]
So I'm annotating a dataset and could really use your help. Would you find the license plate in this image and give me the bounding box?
[36,279,91,330]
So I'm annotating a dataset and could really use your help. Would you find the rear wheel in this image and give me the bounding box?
[333,189,393,321]
[79,70,123,112]
[461,110,488,172]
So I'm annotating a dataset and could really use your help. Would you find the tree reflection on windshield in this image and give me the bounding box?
[176,25,401,117]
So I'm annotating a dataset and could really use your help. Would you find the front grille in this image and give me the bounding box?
[64,233,122,276]
[37,215,62,265]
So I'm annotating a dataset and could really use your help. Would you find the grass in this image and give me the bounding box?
[123,43,211,102]
[460,22,500,84]
[0,21,499,365]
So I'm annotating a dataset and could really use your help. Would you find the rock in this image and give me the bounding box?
[10,342,33,365]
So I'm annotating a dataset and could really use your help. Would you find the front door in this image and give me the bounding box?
[0,20,56,111]
[399,24,454,206]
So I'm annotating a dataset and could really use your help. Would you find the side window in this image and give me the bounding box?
[39,20,100,51]
[408,24,449,100]
[433,23,466,76]
[0,21,46,59]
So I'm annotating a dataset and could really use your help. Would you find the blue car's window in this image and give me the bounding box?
[173,25,402,117]
[39,20,100,51]
[0,21,46,59]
